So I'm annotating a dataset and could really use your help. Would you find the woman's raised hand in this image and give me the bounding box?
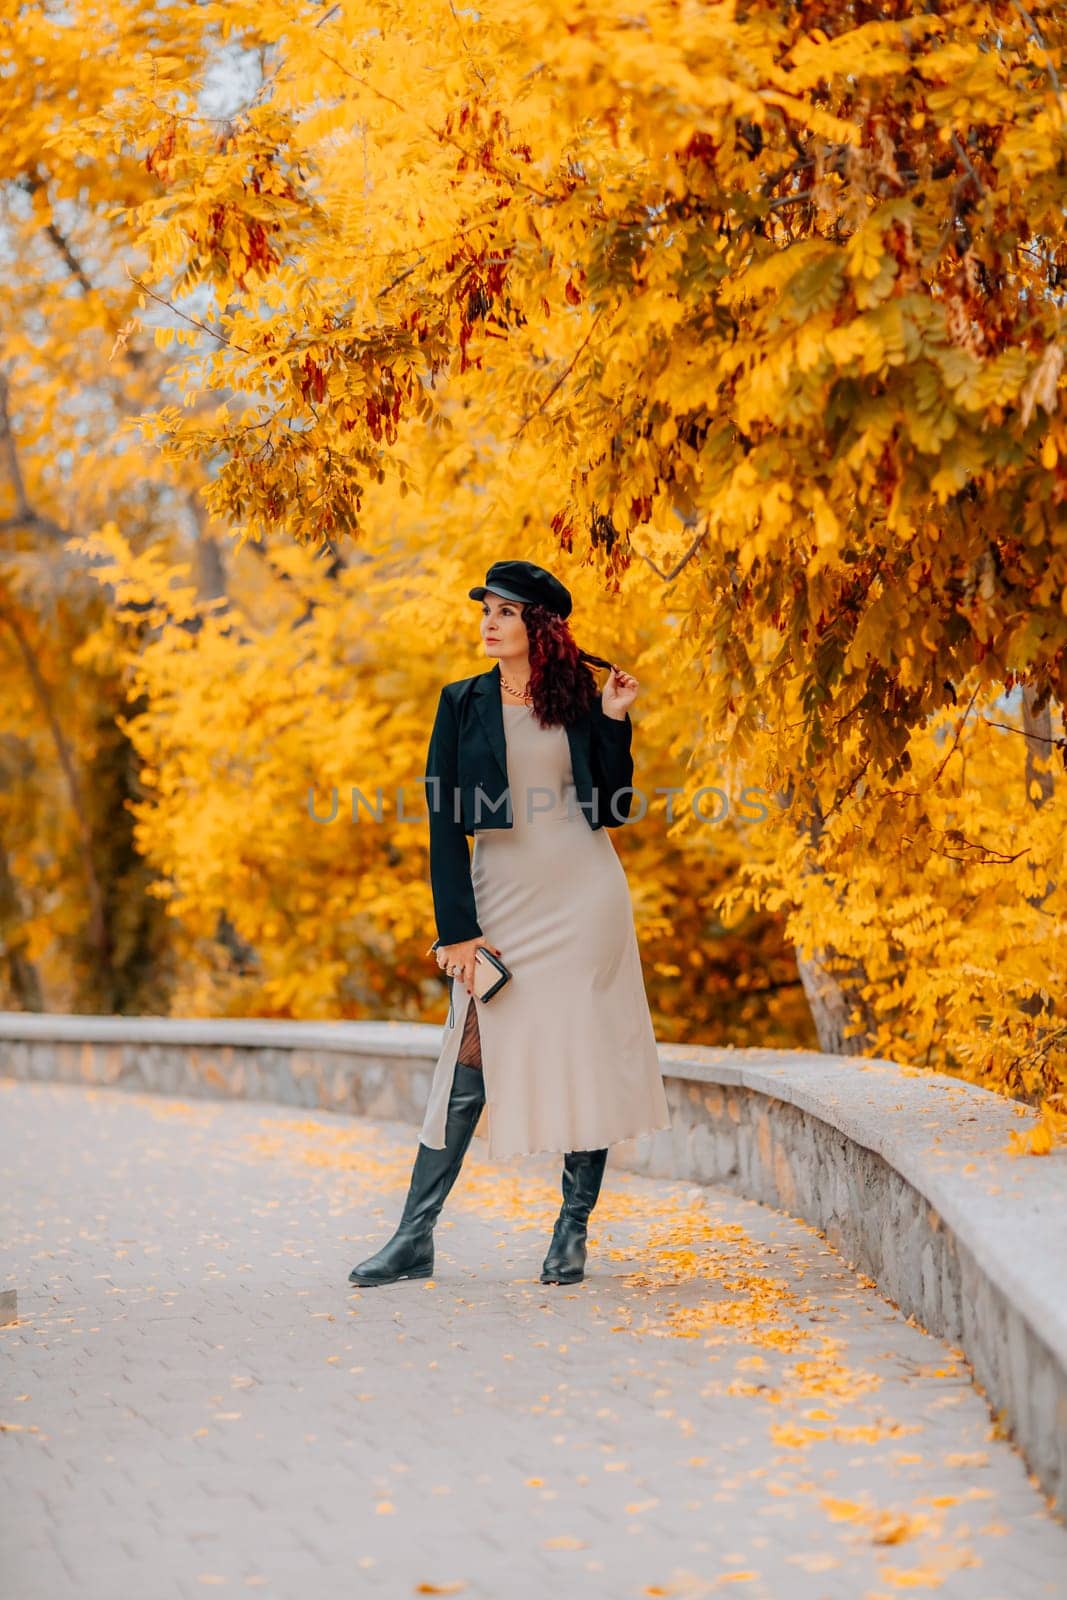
[602,665,638,719]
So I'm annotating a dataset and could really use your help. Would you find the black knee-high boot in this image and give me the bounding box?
[348,1061,486,1287]
[540,1147,609,1285]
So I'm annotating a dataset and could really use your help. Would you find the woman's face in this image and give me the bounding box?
[479,593,528,658]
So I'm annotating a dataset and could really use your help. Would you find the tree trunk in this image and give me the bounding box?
[794,948,875,1055]
[0,838,44,1010]
[777,776,877,1055]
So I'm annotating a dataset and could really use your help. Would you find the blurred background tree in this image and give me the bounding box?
[2,1,1065,1134]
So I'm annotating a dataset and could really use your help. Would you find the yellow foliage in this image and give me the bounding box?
[1,0,1065,1125]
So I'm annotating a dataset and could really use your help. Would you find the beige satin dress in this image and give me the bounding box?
[418,700,672,1161]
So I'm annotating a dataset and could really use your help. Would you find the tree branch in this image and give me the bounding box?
[1011,0,1064,98]
[510,306,606,439]
[0,603,111,977]
[632,522,708,582]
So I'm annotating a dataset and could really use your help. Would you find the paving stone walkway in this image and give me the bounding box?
[2,1078,1066,1600]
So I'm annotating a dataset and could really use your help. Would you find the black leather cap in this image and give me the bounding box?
[468,560,572,619]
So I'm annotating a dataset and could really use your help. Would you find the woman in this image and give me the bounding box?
[348,559,671,1290]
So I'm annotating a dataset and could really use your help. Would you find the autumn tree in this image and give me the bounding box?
[3,1,1065,1128]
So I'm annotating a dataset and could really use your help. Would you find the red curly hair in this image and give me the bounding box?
[518,603,617,728]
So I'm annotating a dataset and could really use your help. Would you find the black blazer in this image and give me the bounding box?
[425,661,635,945]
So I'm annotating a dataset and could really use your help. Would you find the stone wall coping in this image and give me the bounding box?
[0,1012,435,1056]
[2,1012,1064,1371]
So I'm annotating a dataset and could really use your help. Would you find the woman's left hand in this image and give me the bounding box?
[602,665,638,719]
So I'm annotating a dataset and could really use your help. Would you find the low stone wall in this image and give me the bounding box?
[2,1013,1065,1516]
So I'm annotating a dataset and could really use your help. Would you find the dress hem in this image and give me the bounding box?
[481,1114,673,1163]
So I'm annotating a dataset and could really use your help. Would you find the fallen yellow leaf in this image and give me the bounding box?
[878,1564,947,1588]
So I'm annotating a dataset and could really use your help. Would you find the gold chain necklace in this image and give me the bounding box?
[499,668,532,704]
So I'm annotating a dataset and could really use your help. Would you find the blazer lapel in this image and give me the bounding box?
[472,660,593,796]
[472,662,509,784]
[565,719,590,794]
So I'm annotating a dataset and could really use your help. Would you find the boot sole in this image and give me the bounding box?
[541,1270,585,1284]
[348,1264,433,1287]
